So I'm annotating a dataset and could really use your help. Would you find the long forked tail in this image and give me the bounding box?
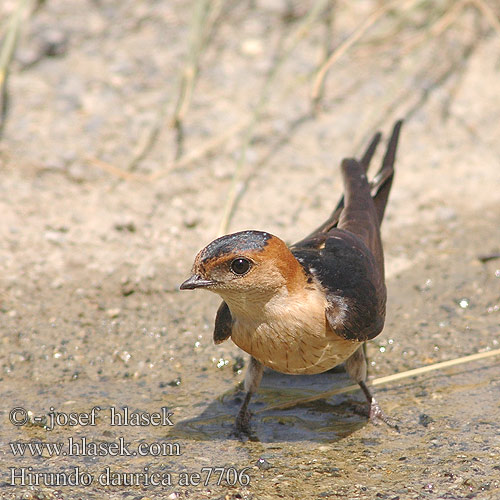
[370,120,403,224]
[293,120,403,249]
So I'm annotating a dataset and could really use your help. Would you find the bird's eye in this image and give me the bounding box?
[230,257,251,275]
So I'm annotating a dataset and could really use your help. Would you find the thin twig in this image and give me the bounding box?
[311,0,418,104]
[257,348,500,414]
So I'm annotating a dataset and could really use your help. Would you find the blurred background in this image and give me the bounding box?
[0,1,499,499]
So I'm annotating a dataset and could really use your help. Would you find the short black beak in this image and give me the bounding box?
[179,274,215,290]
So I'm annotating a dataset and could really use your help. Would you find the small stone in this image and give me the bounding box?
[419,413,434,427]
[183,214,200,229]
[167,377,182,387]
[328,467,341,477]
[114,220,136,232]
[241,38,263,56]
[44,230,65,244]
[40,28,69,57]
[436,207,457,221]
[256,457,272,470]
[106,308,121,318]
[67,163,88,183]
[50,277,64,289]
[115,350,131,364]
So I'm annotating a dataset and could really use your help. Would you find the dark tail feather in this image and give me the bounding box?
[361,131,382,171]
[328,131,382,221]
[370,120,403,224]
[293,131,382,247]
[292,120,403,249]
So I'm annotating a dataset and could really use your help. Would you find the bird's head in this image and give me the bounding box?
[180,230,304,313]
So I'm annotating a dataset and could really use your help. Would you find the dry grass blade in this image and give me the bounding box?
[87,157,146,181]
[399,0,500,57]
[0,0,38,137]
[171,0,224,159]
[399,0,468,56]
[87,118,248,181]
[149,117,248,180]
[172,0,211,125]
[125,100,170,173]
[123,0,225,172]
[257,348,500,414]
[313,1,337,109]
[311,0,418,104]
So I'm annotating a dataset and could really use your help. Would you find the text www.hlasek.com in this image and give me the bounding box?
[10,437,181,458]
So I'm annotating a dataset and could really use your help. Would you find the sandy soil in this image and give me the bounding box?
[0,1,499,499]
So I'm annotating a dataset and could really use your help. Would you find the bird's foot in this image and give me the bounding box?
[355,398,399,431]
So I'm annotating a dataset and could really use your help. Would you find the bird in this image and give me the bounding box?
[180,120,403,433]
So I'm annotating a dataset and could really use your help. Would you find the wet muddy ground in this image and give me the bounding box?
[0,1,499,499]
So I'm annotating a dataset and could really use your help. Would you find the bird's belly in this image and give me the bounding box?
[231,320,359,375]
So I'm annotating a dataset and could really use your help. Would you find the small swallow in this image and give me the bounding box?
[181,121,403,433]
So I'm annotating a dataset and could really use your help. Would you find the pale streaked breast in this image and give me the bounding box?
[229,289,359,375]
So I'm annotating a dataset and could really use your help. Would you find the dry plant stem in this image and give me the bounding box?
[148,117,248,180]
[311,0,419,103]
[400,0,468,56]
[217,0,330,236]
[125,99,171,172]
[257,348,500,414]
[87,157,145,182]
[313,1,337,110]
[0,0,37,137]
[88,1,226,173]
[470,0,500,35]
[172,0,210,123]
[87,118,248,182]
[171,0,224,160]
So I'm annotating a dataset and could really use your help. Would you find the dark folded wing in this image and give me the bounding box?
[291,121,403,341]
[213,300,233,344]
[293,230,385,342]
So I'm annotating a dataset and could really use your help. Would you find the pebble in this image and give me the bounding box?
[256,457,272,470]
[106,308,121,318]
[418,413,434,427]
[115,350,131,364]
[44,230,65,244]
[241,38,264,56]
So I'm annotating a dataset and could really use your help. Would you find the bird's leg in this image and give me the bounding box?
[345,345,398,430]
[236,356,263,434]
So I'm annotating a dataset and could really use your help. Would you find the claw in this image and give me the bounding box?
[368,398,400,431]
